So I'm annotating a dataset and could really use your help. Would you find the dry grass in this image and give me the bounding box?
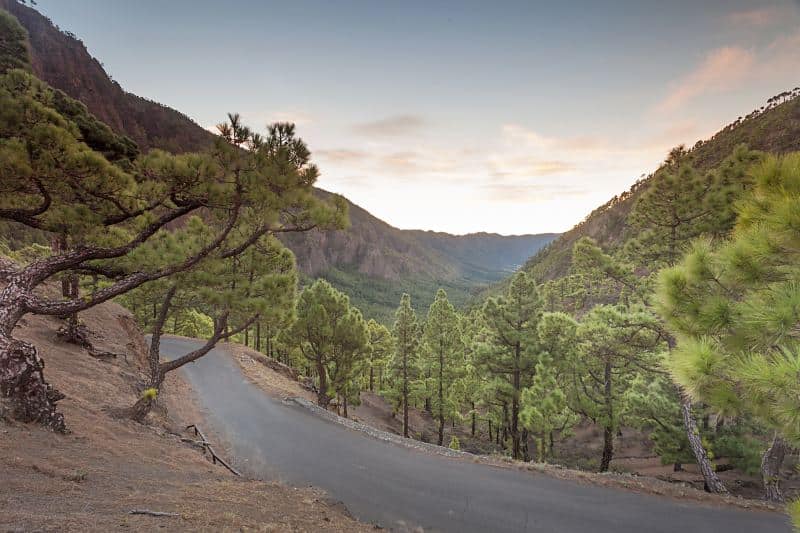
[0,298,370,532]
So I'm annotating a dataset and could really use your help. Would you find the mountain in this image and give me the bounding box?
[0,0,557,320]
[521,88,800,283]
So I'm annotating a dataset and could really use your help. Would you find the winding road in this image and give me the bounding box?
[161,337,790,532]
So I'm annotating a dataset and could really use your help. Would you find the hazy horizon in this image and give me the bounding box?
[34,0,800,234]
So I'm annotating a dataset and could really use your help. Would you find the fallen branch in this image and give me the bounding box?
[128,509,179,518]
[185,424,242,476]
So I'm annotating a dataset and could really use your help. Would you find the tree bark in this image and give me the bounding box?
[437,345,444,446]
[0,277,66,432]
[681,398,728,494]
[316,358,330,409]
[511,343,521,460]
[761,435,786,502]
[600,425,614,472]
[599,360,614,472]
[402,346,410,438]
[471,401,476,437]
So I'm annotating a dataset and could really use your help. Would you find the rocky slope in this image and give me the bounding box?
[1,0,556,319]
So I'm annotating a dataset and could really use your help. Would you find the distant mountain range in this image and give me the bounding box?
[0,0,557,320]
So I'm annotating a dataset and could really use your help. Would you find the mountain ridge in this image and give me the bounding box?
[1,0,557,319]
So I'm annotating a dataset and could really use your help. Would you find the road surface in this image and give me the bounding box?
[161,337,790,532]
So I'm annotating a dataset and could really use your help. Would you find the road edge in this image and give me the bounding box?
[284,396,474,459]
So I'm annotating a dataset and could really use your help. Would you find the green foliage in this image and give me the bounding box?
[475,271,546,458]
[422,289,463,432]
[622,374,694,466]
[448,436,460,451]
[0,10,30,74]
[520,361,577,462]
[174,309,214,339]
[658,153,800,446]
[285,279,367,406]
[386,293,421,434]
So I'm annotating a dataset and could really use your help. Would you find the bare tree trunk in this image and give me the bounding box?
[369,366,374,392]
[0,274,66,431]
[681,398,727,493]
[343,395,348,419]
[471,401,476,437]
[437,347,444,446]
[511,344,521,460]
[400,342,410,438]
[316,358,330,409]
[600,425,614,472]
[761,435,786,502]
[599,360,614,472]
[130,286,176,423]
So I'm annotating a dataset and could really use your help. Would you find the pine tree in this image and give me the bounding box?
[127,234,297,422]
[569,305,661,471]
[389,293,420,438]
[476,271,544,460]
[286,279,362,409]
[658,152,800,503]
[0,73,345,430]
[422,288,463,446]
[365,319,392,392]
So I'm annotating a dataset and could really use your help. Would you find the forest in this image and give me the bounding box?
[1,4,799,530]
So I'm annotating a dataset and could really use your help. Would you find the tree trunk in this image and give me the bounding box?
[0,279,66,432]
[511,343,521,460]
[761,435,786,502]
[343,395,348,419]
[316,358,329,409]
[471,401,476,437]
[681,398,727,494]
[488,419,492,442]
[255,322,261,352]
[437,347,444,446]
[369,366,374,392]
[402,344,410,438]
[130,285,175,423]
[521,429,530,462]
[600,424,614,472]
[599,360,614,472]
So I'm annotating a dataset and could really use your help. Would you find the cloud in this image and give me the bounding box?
[316,149,370,163]
[268,110,314,126]
[488,155,575,178]
[656,46,756,113]
[352,114,427,137]
[481,182,588,203]
[725,7,784,27]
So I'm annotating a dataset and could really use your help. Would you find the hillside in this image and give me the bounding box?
[0,287,367,531]
[1,0,556,320]
[522,89,800,282]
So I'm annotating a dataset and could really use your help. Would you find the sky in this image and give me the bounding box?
[34,0,800,235]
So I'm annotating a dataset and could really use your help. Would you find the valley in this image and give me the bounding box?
[1,1,799,532]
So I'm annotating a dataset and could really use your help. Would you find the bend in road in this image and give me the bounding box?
[161,337,790,533]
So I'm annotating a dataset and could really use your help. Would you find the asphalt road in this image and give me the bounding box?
[160,336,790,533]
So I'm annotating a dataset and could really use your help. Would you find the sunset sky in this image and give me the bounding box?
[35,0,800,235]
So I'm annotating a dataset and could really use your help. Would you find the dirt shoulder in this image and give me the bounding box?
[0,300,370,532]
[226,342,785,515]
